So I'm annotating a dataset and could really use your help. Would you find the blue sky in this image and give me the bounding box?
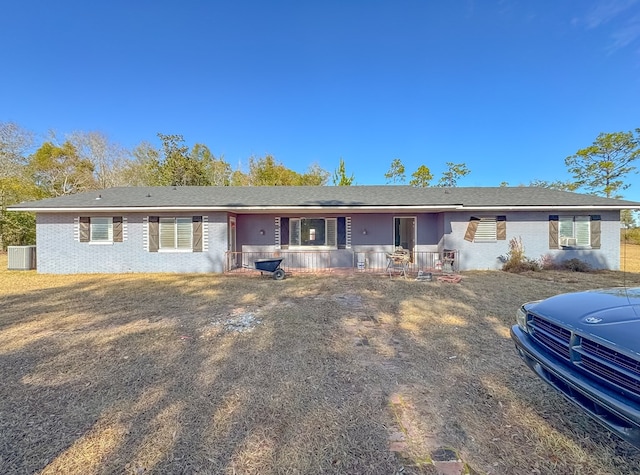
[2,1,640,201]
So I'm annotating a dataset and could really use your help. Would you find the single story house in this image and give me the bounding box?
[8,186,640,274]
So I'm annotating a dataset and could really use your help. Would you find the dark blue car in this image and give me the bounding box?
[511,287,640,446]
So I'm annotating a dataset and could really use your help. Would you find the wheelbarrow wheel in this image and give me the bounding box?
[273,269,285,280]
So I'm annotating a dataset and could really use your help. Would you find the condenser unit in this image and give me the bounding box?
[7,245,37,270]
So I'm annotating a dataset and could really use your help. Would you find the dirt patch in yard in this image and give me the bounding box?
[1,253,640,474]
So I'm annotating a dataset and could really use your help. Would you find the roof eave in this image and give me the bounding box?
[9,204,637,213]
[8,204,463,213]
[461,205,639,211]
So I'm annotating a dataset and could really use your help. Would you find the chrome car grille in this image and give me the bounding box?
[528,314,640,400]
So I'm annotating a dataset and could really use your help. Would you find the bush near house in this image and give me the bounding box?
[559,258,593,272]
[501,236,540,273]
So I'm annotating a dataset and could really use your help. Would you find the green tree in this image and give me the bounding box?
[230,168,250,186]
[565,130,640,197]
[528,179,571,190]
[157,133,209,186]
[190,143,233,186]
[0,177,40,247]
[332,157,355,186]
[249,155,296,185]
[246,155,326,186]
[437,162,470,187]
[409,165,433,187]
[621,209,637,229]
[299,163,330,185]
[385,158,406,184]
[0,122,38,248]
[121,141,162,186]
[28,141,96,196]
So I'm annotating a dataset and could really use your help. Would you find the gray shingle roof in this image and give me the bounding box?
[9,186,640,211]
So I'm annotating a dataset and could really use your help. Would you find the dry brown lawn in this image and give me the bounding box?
[622,242,640,273]
[1,251,640,475]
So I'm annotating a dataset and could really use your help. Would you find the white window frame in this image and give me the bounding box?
[90,217,113,243]
[289,217,337,249]
[559,215,590,248]
[474,217,497,242]
[159,217,193,251]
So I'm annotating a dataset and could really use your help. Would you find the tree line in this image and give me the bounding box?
[0,122,638,248]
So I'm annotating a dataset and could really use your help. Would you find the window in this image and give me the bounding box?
[548,215,600,249]
[159,217,193,250]
[147,216,204,252]
[290,218,337,248]
[464,216,506,242]
[559,216,590,247]
[90,217,113,242]
[277,216,350,249]
[78,216,123,243]
[474,217,497,242]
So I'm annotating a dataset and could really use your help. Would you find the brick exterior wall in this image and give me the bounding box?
[34,209,622,273]
[36,212,228,274]
[442,210,620,271]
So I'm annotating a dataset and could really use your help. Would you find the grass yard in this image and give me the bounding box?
[1,252,640,475]
[622,242,640,273]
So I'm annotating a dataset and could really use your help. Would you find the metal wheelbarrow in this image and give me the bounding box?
[249,258,286,280]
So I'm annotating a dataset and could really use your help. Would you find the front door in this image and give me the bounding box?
[394,217,415,256]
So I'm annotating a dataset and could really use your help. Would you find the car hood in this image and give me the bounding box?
[525,287,640,354]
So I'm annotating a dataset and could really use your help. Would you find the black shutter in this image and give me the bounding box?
[337,217,346,249]
[280,217,289,246]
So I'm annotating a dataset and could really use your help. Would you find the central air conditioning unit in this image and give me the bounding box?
[7,245,37,270]
[560,237,577,247]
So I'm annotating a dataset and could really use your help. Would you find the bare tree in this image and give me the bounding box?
[67,131,131,188]
[0,122,34,179]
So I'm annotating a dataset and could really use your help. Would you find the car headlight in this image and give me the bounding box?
[516,306,528,333]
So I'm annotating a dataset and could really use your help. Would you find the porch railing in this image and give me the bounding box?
[224,250,459,274]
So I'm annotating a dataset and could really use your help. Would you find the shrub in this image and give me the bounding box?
[502,237,540,273]
[537,253,557,270]
[559,258,592,272]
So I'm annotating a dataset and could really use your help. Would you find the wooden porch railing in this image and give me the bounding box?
[224,250,459,274]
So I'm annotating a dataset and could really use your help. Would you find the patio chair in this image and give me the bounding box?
[441,249,456,273]
[386,246,411,278]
